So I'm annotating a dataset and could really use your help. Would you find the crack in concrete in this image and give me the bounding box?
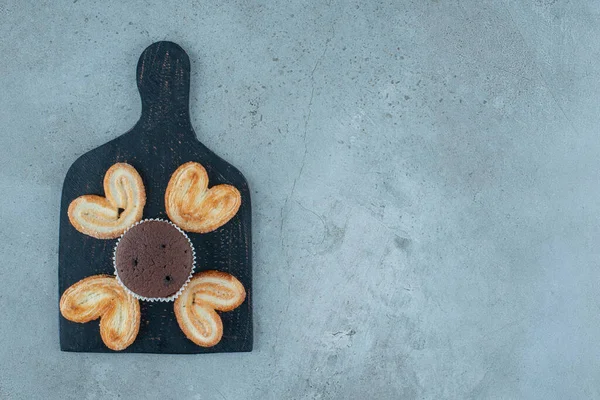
[280,25,336,256]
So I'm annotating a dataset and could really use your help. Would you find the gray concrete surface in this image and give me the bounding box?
[1,0,600,398]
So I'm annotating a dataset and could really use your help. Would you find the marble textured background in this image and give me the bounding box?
[1,1,600,398]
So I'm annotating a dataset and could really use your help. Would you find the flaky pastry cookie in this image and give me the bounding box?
[60,275,141,351]
[68,163,146,239]
[174,271,246,347]
[165,162,241,233]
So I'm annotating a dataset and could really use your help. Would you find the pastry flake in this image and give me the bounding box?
[165,162,241,233]
[60,275,141,351]
[174,271,246,347]
[68,163,146,239]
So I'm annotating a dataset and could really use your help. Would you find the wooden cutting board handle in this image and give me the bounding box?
[136,41,193,131]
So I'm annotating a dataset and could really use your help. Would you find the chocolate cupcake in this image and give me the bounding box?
[113,219,195,301]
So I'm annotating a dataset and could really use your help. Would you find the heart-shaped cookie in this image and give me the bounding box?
[68,163,146,239]
[165,162,241,233]
[174,270,246,347]
[60,275,141,351]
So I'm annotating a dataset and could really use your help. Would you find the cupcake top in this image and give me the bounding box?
[115,220,194,299]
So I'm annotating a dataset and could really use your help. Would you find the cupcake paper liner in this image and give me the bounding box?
[113,218,196,302]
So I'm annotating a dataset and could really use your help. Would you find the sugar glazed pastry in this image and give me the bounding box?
[165,162,241,233]
[59,275,140,351]
[174,271,246,347]
[61,162,246,350]
[68,163,146,239]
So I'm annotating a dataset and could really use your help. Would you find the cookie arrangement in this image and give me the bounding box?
[60,162,246,350]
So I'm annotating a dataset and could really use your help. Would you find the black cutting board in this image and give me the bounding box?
[58,41,252,353]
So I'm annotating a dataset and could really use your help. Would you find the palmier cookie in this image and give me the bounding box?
[60,275,141,351]
[68,163,146,239]
[165,162,241,233]
[174,271,246,347]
